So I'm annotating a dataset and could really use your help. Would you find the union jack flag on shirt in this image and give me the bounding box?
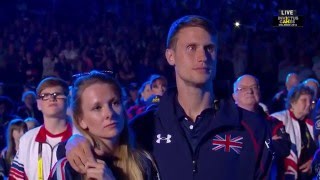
[212,134,243,154]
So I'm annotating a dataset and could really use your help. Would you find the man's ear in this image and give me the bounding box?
[165,49,175,66]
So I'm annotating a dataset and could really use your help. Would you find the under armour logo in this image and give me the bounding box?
[156,134,172,144]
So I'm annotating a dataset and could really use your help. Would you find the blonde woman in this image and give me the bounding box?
[49,71,158,180]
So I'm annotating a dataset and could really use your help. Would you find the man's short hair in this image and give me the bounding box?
[36,77,69,96]
[166,15,217,49]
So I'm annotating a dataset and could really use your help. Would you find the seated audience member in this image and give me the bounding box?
[24,117,40,130]
[9,77,73,180]
[303,79,320,146]
[127,81,152,119]
[17,91,43,123]
[271,84,317,179]
[233,74,291,179]
[303,78,319,106]
[49,71,158,179]
[138,81,153,104]
[269,73,299,113]
[127,75,167,118]
[0,119,27,178]
[313,99,320,146]
[0,96,18,150]
[149,74,168,96]
[124,82,139,109]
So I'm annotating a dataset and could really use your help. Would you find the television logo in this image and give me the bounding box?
[273,10,304,27]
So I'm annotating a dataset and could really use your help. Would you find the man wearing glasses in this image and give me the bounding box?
[233,74,291,179]
[232,74,261,113]
[9,77,73,180]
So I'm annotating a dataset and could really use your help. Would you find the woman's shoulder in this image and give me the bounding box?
[270,110,289,122]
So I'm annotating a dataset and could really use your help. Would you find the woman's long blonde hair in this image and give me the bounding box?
[71,71,145,180]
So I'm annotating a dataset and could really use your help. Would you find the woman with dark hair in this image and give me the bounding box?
[50,71,158,179]
[0,119,27,178]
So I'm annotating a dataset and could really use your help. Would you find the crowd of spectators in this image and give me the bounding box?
[0,0,319,101]
[0,0,319,144]
[0,0,320,178]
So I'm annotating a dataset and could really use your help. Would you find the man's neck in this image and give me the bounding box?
[177,82,213,122]
[43,115,68,134]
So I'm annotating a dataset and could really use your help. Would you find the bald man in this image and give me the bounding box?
[286,73,300,91]
[233,75,290,179]
[232,75,261,112]
[269,73,300,113]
